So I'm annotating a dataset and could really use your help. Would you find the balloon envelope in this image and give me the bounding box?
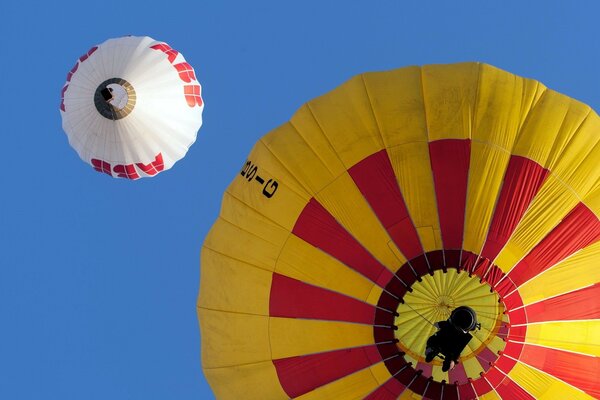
[60,36,203,179]
[199,63,600,399]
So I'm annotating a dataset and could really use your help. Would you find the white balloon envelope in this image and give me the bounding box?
[60,36,204,179]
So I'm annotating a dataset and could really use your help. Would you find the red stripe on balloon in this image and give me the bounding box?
[476,347,498,371]
[480,156,549,261]
[520,344,600,398]
[457,382,477,400]
[429,139,471,249]
[348,150,424,260]
[494,376,536,400]
[448,362,468,385]
[273,345,381,398]
[484,366,505,387]
[363,377,407,400]
[269,273,376,324]
[292,198,394,287]
[472,375,494,397]
[504,202,600,288]
[523,283,600,323]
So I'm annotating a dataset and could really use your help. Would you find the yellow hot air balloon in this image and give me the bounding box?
[198,63,600,400]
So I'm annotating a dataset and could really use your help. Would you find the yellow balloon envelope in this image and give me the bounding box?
[199,63,600,400]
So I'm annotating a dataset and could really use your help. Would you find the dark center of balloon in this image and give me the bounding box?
[392,269,506,382]
[94,78,136,120]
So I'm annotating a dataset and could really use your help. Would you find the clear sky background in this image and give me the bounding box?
[1,1,599,399]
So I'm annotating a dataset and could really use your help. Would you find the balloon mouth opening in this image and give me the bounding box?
[375,251,512,385]
[94,78,136,120]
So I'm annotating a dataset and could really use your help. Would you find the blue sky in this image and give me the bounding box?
[1,1,599,399]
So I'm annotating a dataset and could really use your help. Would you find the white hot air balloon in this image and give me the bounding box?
[60,36,203,179]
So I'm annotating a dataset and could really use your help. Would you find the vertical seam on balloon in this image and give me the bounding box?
[284,120,341,184]
[257,137,315,197]
[359,73,387,150]
[303,102,350,174]
[358,74,427,265]
[419,66,444,266]
[545,107,593,173]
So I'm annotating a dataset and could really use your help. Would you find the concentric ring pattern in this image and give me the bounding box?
[198,63,600,400]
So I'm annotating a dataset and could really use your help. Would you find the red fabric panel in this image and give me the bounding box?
[477,347,498,371]
[472,375,493,397]
[525,283,600,323]
[441,383,459,400]
[480,156,549,261]
[269,273,376,324]
[520,344,600,398]
[502,340,524,360]
[494,376,536,400]
[429,139,471,249]
[415,361,432,378]
[273,345,381,398]
[293,198,394,287]
[457,381,477,400]
[363,378,407,400]
[448,362,468,385]
[506,202,600,288]
[348,150,424,260]
[423,380,443,400]
[484,367,505,387]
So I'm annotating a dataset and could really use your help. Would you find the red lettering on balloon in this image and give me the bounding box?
[174,62,196,83]
[91,158,112,175]
[113,163,140,180]
[136,153,165,176]
[184,85,203,107]
[150,43,179,63]
[91,153,164,179]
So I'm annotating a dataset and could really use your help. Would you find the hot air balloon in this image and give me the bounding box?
[198,63,600,399]
[60,36,203,179]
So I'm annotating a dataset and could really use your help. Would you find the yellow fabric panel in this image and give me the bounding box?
[203,362,288,400]
[198,248,271,315]
[369,361,393,385]
[362,66,427,148]
[512,89,589,167]
[305,74,384,169]
[430,365,447,383]
[525,321,600,356]
[463,142,511,254]
[473,64,545,150]
[508,362,593,400]
[260,122,345,195]
[583,184,600,215]
[269,318,373,359]
[518,241,600,304]
[295,367,380,400]
[315,172,405,269]
[219,192,290,249]
[388,142,442,252]
[550,113,600,200]
[461,356,484,379]
[479,390,501,400]
[203,218,281,272]
[226,140,310,231]
[494,174,579,272]
[275,235,377,304]
[486,336,508,357]
[398,389,423,399]
[422,62,479,141]
[198,308,271,369]
[366,285,384,306]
